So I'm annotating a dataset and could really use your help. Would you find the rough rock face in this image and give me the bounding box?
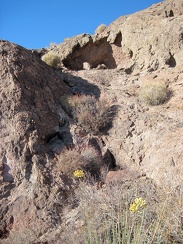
[1,0,183,242]
[0,40,72,184]
[0,40,72,240]
[48,0,183,73]
[73,67,183,189]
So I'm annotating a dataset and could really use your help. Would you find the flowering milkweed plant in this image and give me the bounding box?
[74,170,85,178]
[130,197,147,213]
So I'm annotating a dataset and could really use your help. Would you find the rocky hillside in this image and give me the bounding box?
[48,0,183,72]
[0,0,183,243]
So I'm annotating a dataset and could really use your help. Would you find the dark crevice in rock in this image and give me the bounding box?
[0,205,9,239]
[102,149,116,170]
[46,130,74,156]
[0,226,9,239]
[166,52,176,67]
[165,9,174,18]
[60,72,101,98]
[179,33,183,43]
[88,137,102,155]
[113,32,122,47]
[45,131,63,144]
[25,158,33,181]
[169,10,174,17]
[125,67,133,75]
[123,62,136,75]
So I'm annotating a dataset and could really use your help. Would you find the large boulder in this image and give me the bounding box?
[0,40,71,240]
[0,40,71,183]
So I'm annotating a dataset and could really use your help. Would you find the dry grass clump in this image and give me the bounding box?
[61,94,117,135]
[95,24,107,34]
[60,178,183,244]
[41,52,61,69]
[55,146,102,178]
[139,81,170,106]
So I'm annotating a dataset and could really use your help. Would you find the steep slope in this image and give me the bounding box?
[0,40,72,240]
[0,0,183,242]
[43,0,183,188]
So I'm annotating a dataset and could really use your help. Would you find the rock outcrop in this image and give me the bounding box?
[0,0,183,242]
[0,40,72,241]
[47,0,183,73]
[0,40,73,183]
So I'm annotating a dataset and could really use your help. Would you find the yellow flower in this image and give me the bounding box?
[134,197,147,208]
[130,197,147,213]
[129,203,139,213]
[74,170,85,178]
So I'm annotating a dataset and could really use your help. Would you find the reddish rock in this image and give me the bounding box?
[106,169,140,184]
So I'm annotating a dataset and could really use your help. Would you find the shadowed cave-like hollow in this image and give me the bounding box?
[62,33,123,70]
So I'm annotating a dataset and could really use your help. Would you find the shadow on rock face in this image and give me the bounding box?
[98,105,119,135]
[2,156,14,183]
[61,71,101,99]
[3,164,14,183]
[72,75,101,99]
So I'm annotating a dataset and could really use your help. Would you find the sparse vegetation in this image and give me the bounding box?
[95,24,107,35]
[139,81,170,106]
[55,146,102,178]
[61,94,117,135]
[41,52,61,68]
[60,178,183,244]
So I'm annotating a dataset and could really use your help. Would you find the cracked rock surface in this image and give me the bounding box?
[0,0,183,242]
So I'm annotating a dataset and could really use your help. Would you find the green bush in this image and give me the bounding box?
[41,52,61,68]
[139,81,170,106]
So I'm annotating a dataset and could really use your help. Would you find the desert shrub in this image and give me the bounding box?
[139,81,170,106]
[55,146,102,178]
[41,52,61,68]
[61,94,117,135]
[80,146,102,175]
[95,24,107,35]
[61,178,183,244]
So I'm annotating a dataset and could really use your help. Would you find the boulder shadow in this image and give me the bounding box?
[61,71,101,99]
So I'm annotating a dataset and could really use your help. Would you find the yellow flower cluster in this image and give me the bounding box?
[130,197,147,213]
[73,170,85,178]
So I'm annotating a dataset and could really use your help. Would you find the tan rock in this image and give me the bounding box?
[83,62,91,70]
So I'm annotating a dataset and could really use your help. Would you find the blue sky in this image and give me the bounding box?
[0,0,162,49]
